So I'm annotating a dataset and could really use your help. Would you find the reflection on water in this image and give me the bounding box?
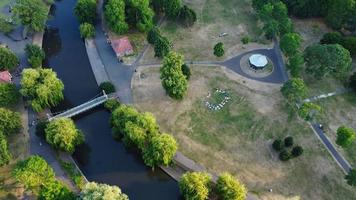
[43,27,61,59]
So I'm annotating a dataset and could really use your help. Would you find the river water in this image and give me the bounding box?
[43,0,180,199]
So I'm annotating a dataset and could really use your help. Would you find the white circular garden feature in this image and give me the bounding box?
[249,54,268,69]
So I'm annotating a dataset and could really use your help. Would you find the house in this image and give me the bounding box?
[111,37,133,59]
[0,70,12,83]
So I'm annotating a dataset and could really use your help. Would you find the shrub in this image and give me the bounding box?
[0,107,22,136]
[345,169,356,187]
[0,131,11,166]
[179,172,211,200]
[0,83,20,107]
[320,32,343,45]
[0,46,19,70]
[25,44,45,68]
[104,0,128,34]
[79,23,95,39]
[104,99,121,111]
[99,81,116,94]
[272,139,283,151]
[80,182,128,200]
[298,102,321,121]
[291,146,303,157]
[279,150,291,161]
[241,36,251,44]
[216,173,247,200]
[181,64,191,80]
[336,126,356,148]
[38,180,76,200]
[0,16,14,33]
[341,36,356,55]
[214,42,224,57]
[74,0,97,24]
[284,136,294,147]
[178,5,197,27]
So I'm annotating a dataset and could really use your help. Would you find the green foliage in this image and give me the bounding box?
[291,145,303,157]
[123,121,147,149]
[279,150,291,161]
[104,99,121,111]
[298,102,321,121]
[284,136,294,147]
[154,35,171,58]
[181,64,191,80]
[125,0,154,32]
[345,169,356,187]
[99,81,116,94]
[0,131,11,167]
[287,52,304,77]
[281,0,324,18]
[241,36,251,44]
[0,107,22,136]
[0,15,14,33]
[164,0,182,19]
[179,172,211,200]
[74,0,97,24]
[0,83,20,107]
[280,33,302,57]
[272,139,283,151]
[25,44,45,68]
[341,36,356,56]
[350,72,356,91]
[160,52,187,99]
[59,160,86,189]
[213,42,224,57]
[281,78,308,103]
[79,23,95,39]
[105,0,129,34]
[178,5,197,27]
[304,44,352,80]
[151,0,165,13]
[38,180,76,200]
[142,133,178,168]
[12,155,55,190]
[324,0,354,30]
[13,0,48,32]
[0,46,19,70]
[80,182,129,200]
[20,68,64,112]
[336,126,356,148]
[216,173,247,200]
[147,27,161,44]
[320,32,343,45]
[45,118,84,153]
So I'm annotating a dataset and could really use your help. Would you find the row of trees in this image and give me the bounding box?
[110,104,178,169]
[147,27,172,58]
[179,172,247,200]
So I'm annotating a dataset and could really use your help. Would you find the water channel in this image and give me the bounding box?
[43,0,181,199]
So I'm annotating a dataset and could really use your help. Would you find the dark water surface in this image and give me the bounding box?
[43,0,180,199]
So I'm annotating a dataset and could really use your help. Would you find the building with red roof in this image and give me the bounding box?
[111,37,133,59]
[0,71,12,83]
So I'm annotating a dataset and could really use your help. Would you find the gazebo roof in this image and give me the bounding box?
[249,54,268,67]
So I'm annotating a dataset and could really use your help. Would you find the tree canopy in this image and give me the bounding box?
[74,0,97,24]
[298,102,321,121]
[38,180,76,200]
[281,78,308,103]
[79,23,95,39]
[216,173,247,200]
[13,0,48,32]
[287,52,304,77]
[213,42,225,57]
[0,107,22,136]
[45,118,84,153]
[164,0,182,19]
[105,0,128,34]
[25,44,45,68]
[0,83,20,107]
[336,126,356,148]
[178,5,197,27]
[346,169,356,187]
[280,33,302,57]
[0,46,19,70]
[125,0,154,32]
[160,52,187,99]
[80,182,129,200]
[179,172,211,200]
[20,68,64,112]
[0,131,11,167]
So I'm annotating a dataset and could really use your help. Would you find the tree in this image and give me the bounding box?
[147,27,161,44]
[304,44,352,80]
[0,107,22,136]
[341,36,356,56]
[105,0,128,34]
[213,42,225,57]
[280,33,302,57]
[345,169,356,187]
[0,131,11,166]
[0,46,19,70]
[282,0,324,18]
[104,99,121,111]
[320,32,343,45]
[74,0,97,24]
[154,35,171,58]
[38,180,76,200]
[123,121,147,149]
[160,52,187,99]
[281,78,308,103]
[13,0,48,32]
[20,68,64,112]
[164,0,182,19]
[350,72,356,91]
[125,0,154,32]
[80,182,129,200]
[79,23,95,39]
[284,136,294,147]
[279,150,291,161]
[143,133,178,168]
[262,19,279,39]
[181,64,191,80]
[287,52,304,77]
[151,0,165,13]
[298,102,321,121]
[12,155,55,189]
[45,118,84,153]
[291,145,303,157]
[272,139,283,151]
[179,172,211,200]
[25,44,45,68]
[324,0,354,30]
[99,81,116,94]
[0,83,19,107]
[336,126,356,148]
[216,173,247,200]
[178,5,197,27]
[111,105,141,135]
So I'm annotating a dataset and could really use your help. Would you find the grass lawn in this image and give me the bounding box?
[132,66,356,200]
[139,0,271,64]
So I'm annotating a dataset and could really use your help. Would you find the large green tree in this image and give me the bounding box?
[38,180,76,200]
[0,46,19,70]
[74,0,97,24]
[0,83,20,107]
[12,155,55,189]
[80,182,129,200]
[25,44,45,68]
[164,0,182,19]
[147,27,161,44]
[0,107,22,136]
[13,0,48,32]
[336,126,356,148]
[324,0,355,30]
[125,0,154,32]
[216,173,247,200]
[304,44,352,80]
[160,52,187,99]
[45,118,84,153]
[281,78,308,103]
[20,68,64,112]
[142,133,177,169]
[287,52,304,77]
[280,33,302,57]
[154,35,171,58]
[105,0,128,34]
[0,131,11,167]
[178,5,197,27]
[179,172,211,200]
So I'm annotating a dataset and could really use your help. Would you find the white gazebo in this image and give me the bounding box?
[249,54,268,69]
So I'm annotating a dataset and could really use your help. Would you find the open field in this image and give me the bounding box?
[132,65,356,200]
[139,0,272,64]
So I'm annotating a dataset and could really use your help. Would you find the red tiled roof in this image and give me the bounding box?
[111,37,133,56]
[0,71,12,83]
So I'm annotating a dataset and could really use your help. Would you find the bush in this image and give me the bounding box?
[38,180,76,200]
[0,107,22,136]
[25,44,45,68]
[59,160,86,189]
[99,81,116,94]
[0,47,19,70]
[154,35,171,58]
[284,136,294,147]
[279,150,291,161]
[320,32,343,45]
[178,5,197,27]
[216,173,247,200]
[0,131,11,167]
[0,83,20,107]
[214,42,224,57]
[291,146,303,157]
[272,139,283,151]
[0,16,14,33]
[80,182,128,200]
[336,126,356,148]
[104,99,121,111]
[341,36,356,55]
[74,0,97,24]
[241,36,251,44]
[345,169,356,187]
[79,23,95,39]
[181,64,191,80]
[179,172,211,200]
